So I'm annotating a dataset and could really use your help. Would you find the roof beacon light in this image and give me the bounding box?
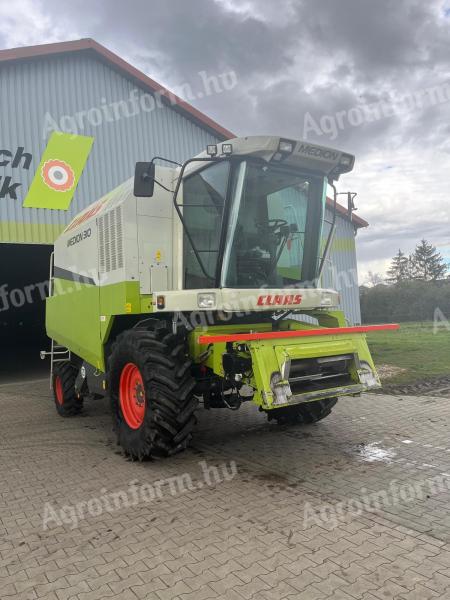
[207,144,218,156]
[222,143,233,155]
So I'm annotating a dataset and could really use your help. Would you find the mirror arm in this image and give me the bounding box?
[318,181,337,280]
[151,156,182,167]
[347,191,357,219]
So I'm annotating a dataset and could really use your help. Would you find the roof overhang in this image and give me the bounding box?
[0,39,368,229]
[327,197,368,229]
[0,38,234,140]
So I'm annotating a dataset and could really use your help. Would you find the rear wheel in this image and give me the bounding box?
[267,397,338,425]
[52,363,83,417]
[109,322,198,460]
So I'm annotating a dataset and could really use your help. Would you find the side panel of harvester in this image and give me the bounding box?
[46,170,178,370]
[47,182,137,368]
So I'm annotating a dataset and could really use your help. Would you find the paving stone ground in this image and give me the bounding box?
[2,379,450,599]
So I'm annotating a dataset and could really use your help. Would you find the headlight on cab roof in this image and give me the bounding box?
[198,292,216,309]
[339,153,354,167]
[278,139,295,154]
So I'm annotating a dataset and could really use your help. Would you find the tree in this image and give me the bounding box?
[361,279,450,323]
[410,239,447,281]
[365,271,385,287]
[386,249,411,284]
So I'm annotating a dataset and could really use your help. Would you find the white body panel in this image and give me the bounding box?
[136,167,177,294]
[55,170,176,291]
[151,288,339,313]
[53,136,350,312]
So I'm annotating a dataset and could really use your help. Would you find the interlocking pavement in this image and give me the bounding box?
[2,378,450,599]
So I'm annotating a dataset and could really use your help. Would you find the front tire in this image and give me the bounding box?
[108,322,198,460]
[267,397,338,425]
[52,363,83,417]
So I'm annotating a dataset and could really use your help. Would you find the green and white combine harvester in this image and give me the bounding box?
[44,136,397,459]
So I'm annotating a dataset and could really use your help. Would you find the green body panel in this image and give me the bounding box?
[249,331,376,407]
[188,311,379,409]
[309,310,347,328]
[187,309,348,375]
[47,276,379,409]
[46,279,152,370]
[47,279,101,367]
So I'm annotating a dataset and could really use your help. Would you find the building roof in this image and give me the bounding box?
[332,201,368,228]
[0,38,235,140]
[0,38,368,229]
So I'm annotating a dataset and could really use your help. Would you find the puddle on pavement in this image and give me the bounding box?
[352,441,396,463]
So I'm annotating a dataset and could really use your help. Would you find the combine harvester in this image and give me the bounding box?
[43,136,398,459]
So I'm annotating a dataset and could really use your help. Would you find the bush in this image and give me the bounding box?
[360,280,450,323]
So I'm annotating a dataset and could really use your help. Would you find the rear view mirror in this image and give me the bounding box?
[134,162,155,197]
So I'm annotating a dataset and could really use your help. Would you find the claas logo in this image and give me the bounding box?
[41,159,75,192]
[257,294,302,306]
[64,198,107,233]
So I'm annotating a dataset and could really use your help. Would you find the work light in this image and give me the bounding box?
[339,153,353,167]
[198,293,216,309]
[278,139,294,154]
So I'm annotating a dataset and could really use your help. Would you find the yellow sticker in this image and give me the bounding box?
[24,131,94,210]
[125,303,132,313]
[155,250,162,262]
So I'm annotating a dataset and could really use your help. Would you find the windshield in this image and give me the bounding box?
[181,159,326,290]
[221,161,326,288]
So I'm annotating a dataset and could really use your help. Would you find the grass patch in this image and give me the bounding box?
[366,321,450,385]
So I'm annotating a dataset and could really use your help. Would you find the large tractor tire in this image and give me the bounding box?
[52,363,83,417]
[267,397,338,425]
[108,322,198,460]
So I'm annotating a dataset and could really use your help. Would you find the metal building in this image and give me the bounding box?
[322,205,367,325]
[0,38,367,349]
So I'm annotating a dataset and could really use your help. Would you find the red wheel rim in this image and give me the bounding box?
[55,376,64,405]
[119,363,146,429]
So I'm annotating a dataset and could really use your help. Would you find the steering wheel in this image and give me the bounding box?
[267,218,288,234]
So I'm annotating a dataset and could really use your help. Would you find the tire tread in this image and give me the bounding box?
[267,397,338,425]
[53,363,83,417]
[109,322,198,459]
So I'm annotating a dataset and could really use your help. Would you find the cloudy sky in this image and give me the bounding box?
[1,0,449,282]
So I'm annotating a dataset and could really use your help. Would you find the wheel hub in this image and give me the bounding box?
[119,363,146,429]
[55,376,64,405]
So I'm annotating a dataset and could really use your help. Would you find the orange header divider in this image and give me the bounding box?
[198,323,400,344]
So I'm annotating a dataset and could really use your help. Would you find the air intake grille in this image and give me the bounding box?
[98,206,124,274]
[288,354,354,394]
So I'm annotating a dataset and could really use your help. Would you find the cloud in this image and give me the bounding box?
[0,0,449,280]
[0,0,76,48]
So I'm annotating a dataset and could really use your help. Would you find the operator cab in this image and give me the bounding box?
[134,136,355,293]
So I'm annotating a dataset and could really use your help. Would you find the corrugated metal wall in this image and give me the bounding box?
[322,209,361,325]
[0,52,219,243]
[0,50,361,323]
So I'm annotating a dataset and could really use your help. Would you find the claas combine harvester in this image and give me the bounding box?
[43,136,397,459]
